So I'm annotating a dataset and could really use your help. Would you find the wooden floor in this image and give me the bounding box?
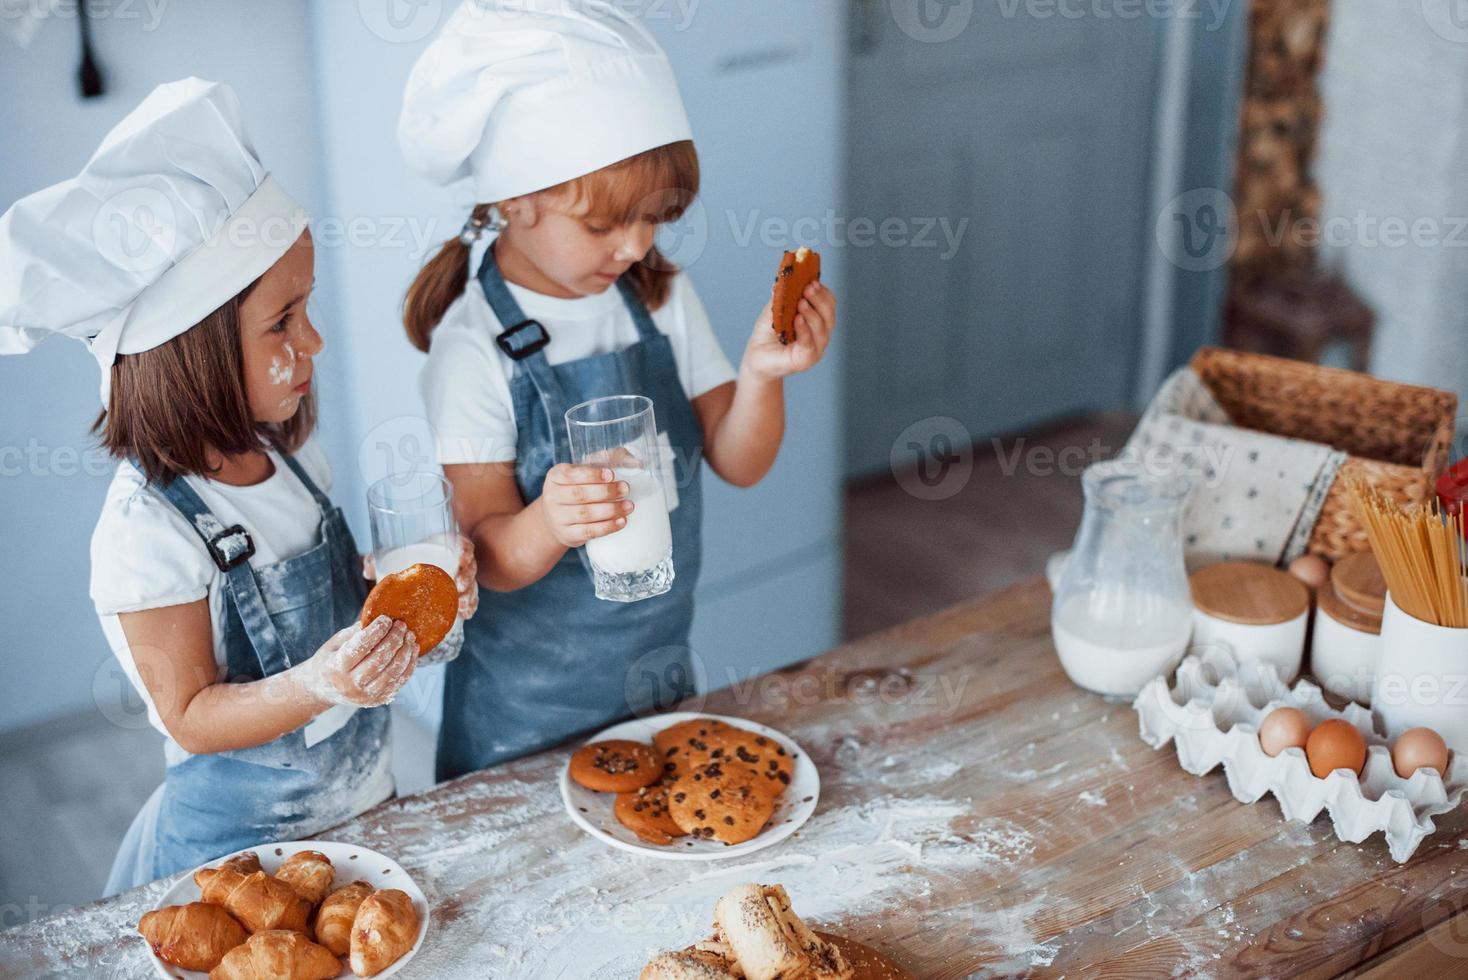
[842,412,1135,638]
[0,413,1135,930]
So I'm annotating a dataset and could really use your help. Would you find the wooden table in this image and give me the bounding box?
[5,579,1468,978]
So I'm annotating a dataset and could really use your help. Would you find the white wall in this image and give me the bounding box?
[0,0,332,732]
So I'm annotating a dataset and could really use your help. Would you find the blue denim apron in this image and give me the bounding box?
[104,450,391,892]
[435,248,703,780]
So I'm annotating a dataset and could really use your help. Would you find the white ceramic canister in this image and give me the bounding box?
[1372,592,1468,753]
[1311,551,1386,706]
[1190,561,1311,683]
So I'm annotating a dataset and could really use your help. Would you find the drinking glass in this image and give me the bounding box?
[565,395,674,603]
[366,472,464,657]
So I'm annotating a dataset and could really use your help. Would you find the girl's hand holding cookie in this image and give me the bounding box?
[298,616,418,709]
[538,463,633,548]
[743,281,837,382]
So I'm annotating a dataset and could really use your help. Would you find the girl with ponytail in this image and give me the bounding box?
[399,2,838,779]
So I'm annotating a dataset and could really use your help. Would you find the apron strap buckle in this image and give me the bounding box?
[496,319,551,361]
[206,525,256,572]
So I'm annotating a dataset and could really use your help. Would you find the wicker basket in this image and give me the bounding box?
[1190,347,1458,560]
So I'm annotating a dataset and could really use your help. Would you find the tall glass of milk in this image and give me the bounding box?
[366,472,463,657]
[1051,459,1194,699]
[565,395,675,603]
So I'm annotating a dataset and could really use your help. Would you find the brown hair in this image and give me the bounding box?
[403,139,701,353]
[92,285,317,485]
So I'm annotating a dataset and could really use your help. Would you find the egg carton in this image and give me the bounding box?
[1132,644,1468,863]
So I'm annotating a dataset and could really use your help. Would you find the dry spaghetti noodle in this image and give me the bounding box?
[1348,480,1467,628]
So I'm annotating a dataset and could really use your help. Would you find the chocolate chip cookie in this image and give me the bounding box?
[614,781,686,846]
[667,761,776,845]
[569,740,662,793]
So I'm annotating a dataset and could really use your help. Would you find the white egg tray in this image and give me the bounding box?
[1132,645,1468,862]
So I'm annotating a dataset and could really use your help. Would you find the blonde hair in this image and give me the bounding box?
[403,140,701,352]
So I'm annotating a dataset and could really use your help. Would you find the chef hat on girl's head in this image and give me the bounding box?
[398,0,694,203]
[0,77,308,404]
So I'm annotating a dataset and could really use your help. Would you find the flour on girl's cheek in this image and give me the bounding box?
[268,341,297,386]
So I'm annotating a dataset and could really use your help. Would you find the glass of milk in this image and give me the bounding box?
[565,395,675,603]
[366,472,464,657]
[1051,459,1194,699]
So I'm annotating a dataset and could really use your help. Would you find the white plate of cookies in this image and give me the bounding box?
[559,712,820,861]
[139,840,429,979]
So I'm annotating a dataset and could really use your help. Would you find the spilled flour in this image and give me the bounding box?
[389,786,1042,978]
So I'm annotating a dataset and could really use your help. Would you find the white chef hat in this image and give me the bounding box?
[398,0,694,203]
[0,77,308,404]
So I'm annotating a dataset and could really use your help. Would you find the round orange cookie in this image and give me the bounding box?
[570,740,663,793]
[667,761,775,845]
[360,562,458,655]
[614,781,686,845]
[706,729,794,797]
[655,720,794,796]
[653,718,733,779]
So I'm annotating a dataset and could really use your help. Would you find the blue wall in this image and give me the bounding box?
[0,1,331,732]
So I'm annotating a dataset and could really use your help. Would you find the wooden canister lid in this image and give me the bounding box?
[1317,550,1386,634]
[1330,551,1387,616]
[1191,561,1311,625]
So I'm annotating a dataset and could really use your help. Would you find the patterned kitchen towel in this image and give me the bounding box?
[1125,367,1346,570]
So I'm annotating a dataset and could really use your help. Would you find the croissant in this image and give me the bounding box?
[137,902,248,971]
[276,850,336,907]
[194,852,262,892]
[348,889,419,977]
[208,929,342,980]
[198,866,311,935]
[315,880,373,956]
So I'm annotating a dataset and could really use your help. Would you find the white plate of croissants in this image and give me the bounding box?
[136,840,429,979]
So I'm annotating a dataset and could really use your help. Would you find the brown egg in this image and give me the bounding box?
[1258,707,1312,757]
[1392,727,1450,780]
[1305,718,1367,778]
[1288,554,1330,591]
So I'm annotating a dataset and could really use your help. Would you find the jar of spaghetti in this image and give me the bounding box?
[1312,551,1387,706]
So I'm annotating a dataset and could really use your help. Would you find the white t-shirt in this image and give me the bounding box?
[90,438,355,762]
[420,268,737,465]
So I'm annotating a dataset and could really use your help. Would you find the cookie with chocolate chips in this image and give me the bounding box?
[706,729,794,798]
[667,761,776,846]
[614,781,686,846]
[655,719,795,797]
[569,739,662,793]
[653,718,734,779]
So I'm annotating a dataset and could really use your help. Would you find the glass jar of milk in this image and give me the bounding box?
[565,395,675,603]
[1051,459,1194,698]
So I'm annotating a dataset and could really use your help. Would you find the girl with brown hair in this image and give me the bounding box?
[0,79,477,891]
[398,3,838,779]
